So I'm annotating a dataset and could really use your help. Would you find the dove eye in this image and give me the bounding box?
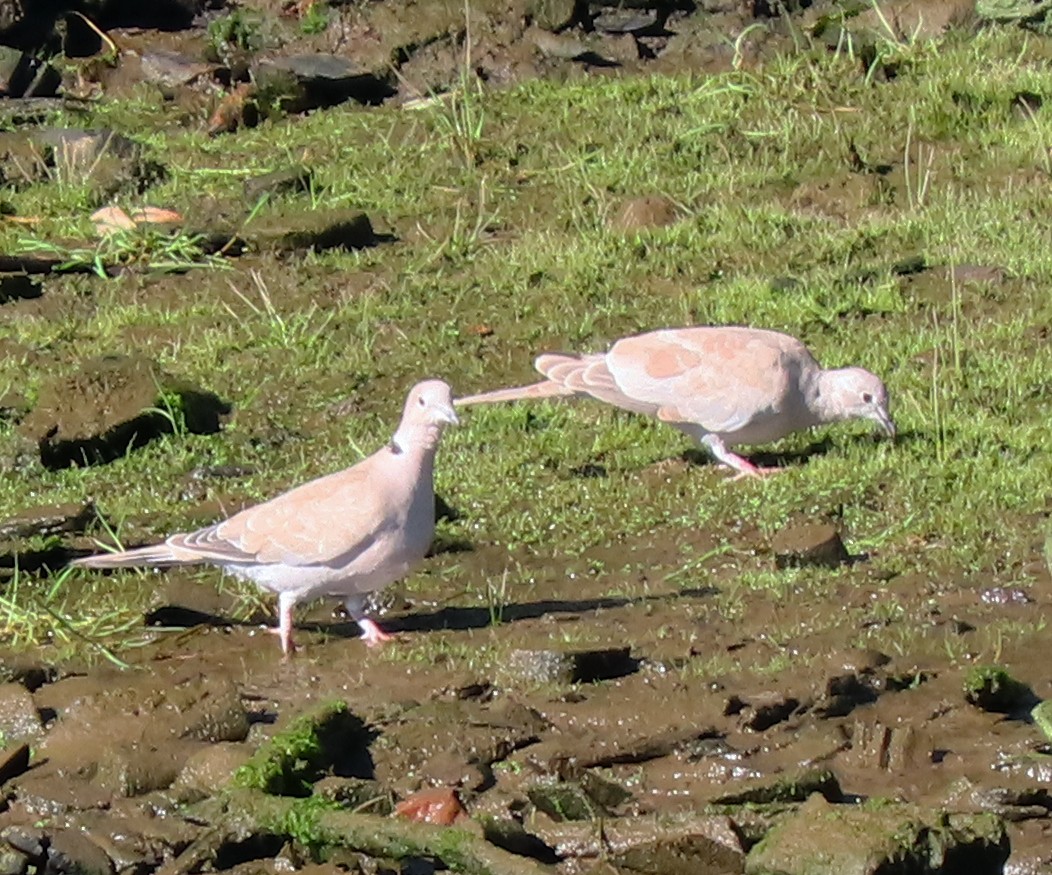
[418,397,426,406]
[862,392,873,403]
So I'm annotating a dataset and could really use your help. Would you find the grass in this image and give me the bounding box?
[0,25,1050,676]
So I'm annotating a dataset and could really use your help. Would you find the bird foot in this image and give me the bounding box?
[724,462,782,482]
[266,626,298,657]
[358,618,395,647]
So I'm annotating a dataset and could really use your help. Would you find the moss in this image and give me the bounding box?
[963,666,1034,713]
[233,700,366,796]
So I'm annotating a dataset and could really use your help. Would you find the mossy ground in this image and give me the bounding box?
[0,26,1050,682]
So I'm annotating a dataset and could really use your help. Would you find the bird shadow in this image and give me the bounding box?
[147,585,720,643]
[318,584,719,640]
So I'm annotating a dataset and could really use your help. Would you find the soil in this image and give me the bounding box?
[0,0,1050,873]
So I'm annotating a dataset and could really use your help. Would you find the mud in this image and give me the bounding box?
[1,0,1050,872]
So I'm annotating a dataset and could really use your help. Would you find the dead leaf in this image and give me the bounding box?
[91,206,136,235]
[130,207,183,226]
[468,324,494,337]
[394,787,465,825]
[207,83,256,137]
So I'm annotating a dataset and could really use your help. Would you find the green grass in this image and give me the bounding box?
[0,26,1050,670]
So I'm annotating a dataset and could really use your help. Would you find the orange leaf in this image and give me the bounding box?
[90,206,135,235]
[394,787,465,825]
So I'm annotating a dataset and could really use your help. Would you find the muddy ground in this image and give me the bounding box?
[0,0,1051,873]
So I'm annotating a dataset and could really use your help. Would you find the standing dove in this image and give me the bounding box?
[71,380,459,655]
[456,326,894,478]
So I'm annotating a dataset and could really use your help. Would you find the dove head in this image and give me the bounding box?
[817,367,895,439]
[393,380,459,452]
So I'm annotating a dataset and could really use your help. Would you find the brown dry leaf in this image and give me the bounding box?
[393,787,465,825]
[91,205,136,236]
[206,83,256,137]
[468,324,494,337]
[130,207,183,227]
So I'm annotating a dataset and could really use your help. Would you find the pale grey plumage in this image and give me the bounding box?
[71,380,459,654]
[457,326,894,477]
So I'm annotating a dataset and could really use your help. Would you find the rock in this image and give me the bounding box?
[609,194,682,234]
[374,699,546,793]
[0,826,44,863]
[135,50,217,88]
[964,665,1035,713]
[0,843,28,875]
[253,54,392,112]
[744,795,1009,875]
[522,812,744,867]
[0,742,30,784]
[814,672,880,717]
[172,743,252,802]
[502,647,638,684]
[45,829,114,875]
[846,720,934,772]
[96,745,188,797]
[243,166,313,204]
[0,682,42,741]
[725,691,801,731]
[771,522,849,569]
[0,502,96,541]
[19,355,230,469]
[242,208,377,254]
[713,768,842,806]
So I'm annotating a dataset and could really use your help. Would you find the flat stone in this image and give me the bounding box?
[503,647,638,684]
[0,502,96,541]
[744,794,1009,875]
[243,166,313,204]
[771,522,849,569]
[253,54,392,110]
[46,829,114,875]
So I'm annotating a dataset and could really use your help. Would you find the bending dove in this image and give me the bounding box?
[457,326,893,478]
[72,380,459,655]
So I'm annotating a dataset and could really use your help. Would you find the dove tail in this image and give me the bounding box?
[70,543,185,569]
[455,380,575,407]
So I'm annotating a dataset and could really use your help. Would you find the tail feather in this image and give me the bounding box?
[455,380,575,407]
[70,543,188,569]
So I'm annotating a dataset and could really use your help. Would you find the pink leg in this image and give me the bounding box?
[357,617,394,647]
[702,435,782,482]
[272,592,297,657]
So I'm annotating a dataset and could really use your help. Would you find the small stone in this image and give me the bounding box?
[0,683,42,741]
[771,522,850,569]
[714,768,841,806]
[503,647,638,684]
[253,54,391,111]
[45,829,114,875]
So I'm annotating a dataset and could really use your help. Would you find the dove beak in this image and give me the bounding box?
[436,404,460,427]
[872,407,896,440]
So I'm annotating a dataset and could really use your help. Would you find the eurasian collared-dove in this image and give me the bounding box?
[71,380,459,655]
[457,326,894,478]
